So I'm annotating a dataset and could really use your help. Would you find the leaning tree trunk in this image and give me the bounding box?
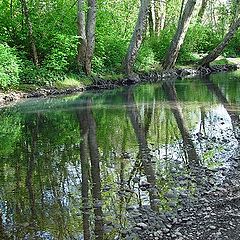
[199,17,240,67]
[162,0,197,70]
[123,0,151,76]
[85,0,97,75]
[21,0,39,66]
[77,0,87,69]
[198,0,208,20]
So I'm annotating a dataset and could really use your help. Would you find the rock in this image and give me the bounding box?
[136,223,148,230]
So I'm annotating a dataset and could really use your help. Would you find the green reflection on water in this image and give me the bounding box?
[0,72,239,239]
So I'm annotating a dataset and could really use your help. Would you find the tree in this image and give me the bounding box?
[199,17,240,67]
[149,0,167,36]
[198,0,208,20]
[123,0,151,75]
[162,0,197,70]
[20,0,39,66]
[156,0,167,33]
[77,0,97,75]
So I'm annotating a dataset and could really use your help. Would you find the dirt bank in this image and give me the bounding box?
[0,64,238,108]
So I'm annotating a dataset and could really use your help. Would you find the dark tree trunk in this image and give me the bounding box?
[21,0,39,66]
[77,0,87,70]
[162,0,197,70]
[198,0,208,20]
[149,0,155,36]
[85,0,97,75]
[199,17,240,67]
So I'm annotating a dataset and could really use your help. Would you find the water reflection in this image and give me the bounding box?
[0,72,239,239]
[125,87,159,211]
[162,82,200,166]
[77,99,103,240]
[202,75,240,143]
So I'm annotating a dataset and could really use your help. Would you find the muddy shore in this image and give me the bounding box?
[0,64,238,108]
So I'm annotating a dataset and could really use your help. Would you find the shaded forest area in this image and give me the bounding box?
[1,0,240,89]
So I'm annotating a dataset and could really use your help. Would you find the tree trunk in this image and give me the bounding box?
[85,0,97,75]
[162,0,197,70]
[198,0,208,20]
[77,0,87,69]
[123,0,151,75]
[199,17,240,67]
[77,0,96,76]
[21,0,39,66]
[149,0,155,36]
[160,0,167,31]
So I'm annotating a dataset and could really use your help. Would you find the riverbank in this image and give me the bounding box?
[0,64,239,108]
[127,151,240,240]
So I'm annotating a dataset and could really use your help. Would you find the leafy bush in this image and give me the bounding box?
[43,34,78,72]
[148,28,175,63]
[224,31,240,57]
[94,29,129,73]
[135,43,156,71]
[0,43,21,89]
[19,57,65,86]
[184,24,221,54]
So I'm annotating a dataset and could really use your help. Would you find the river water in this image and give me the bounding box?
[0,72,239,239]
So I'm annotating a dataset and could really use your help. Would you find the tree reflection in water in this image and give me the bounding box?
[0,72,239,239]
[77,99,103,240]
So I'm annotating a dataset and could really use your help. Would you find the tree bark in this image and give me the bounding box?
[162,0,197,70]
[85,0,97,75]
[159,0,167,31]
[149,0,155,36]
[77,0,87,69]
[123,0,151,75]
[198,0,208,20]
[77,0,96,75]
[21,0,39,66]
[199,17,240,67]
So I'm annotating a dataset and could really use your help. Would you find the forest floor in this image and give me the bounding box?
[0,62,239,108]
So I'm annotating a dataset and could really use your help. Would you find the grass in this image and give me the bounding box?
[54,74,92,89]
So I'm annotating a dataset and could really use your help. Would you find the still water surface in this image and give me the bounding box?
[0,72,239,239]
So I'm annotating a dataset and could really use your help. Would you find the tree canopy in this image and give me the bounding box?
[0,0,240,88]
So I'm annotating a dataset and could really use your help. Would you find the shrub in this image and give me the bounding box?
[0,43,21,89]
[135,43,156,71]
[43,34,78,72]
